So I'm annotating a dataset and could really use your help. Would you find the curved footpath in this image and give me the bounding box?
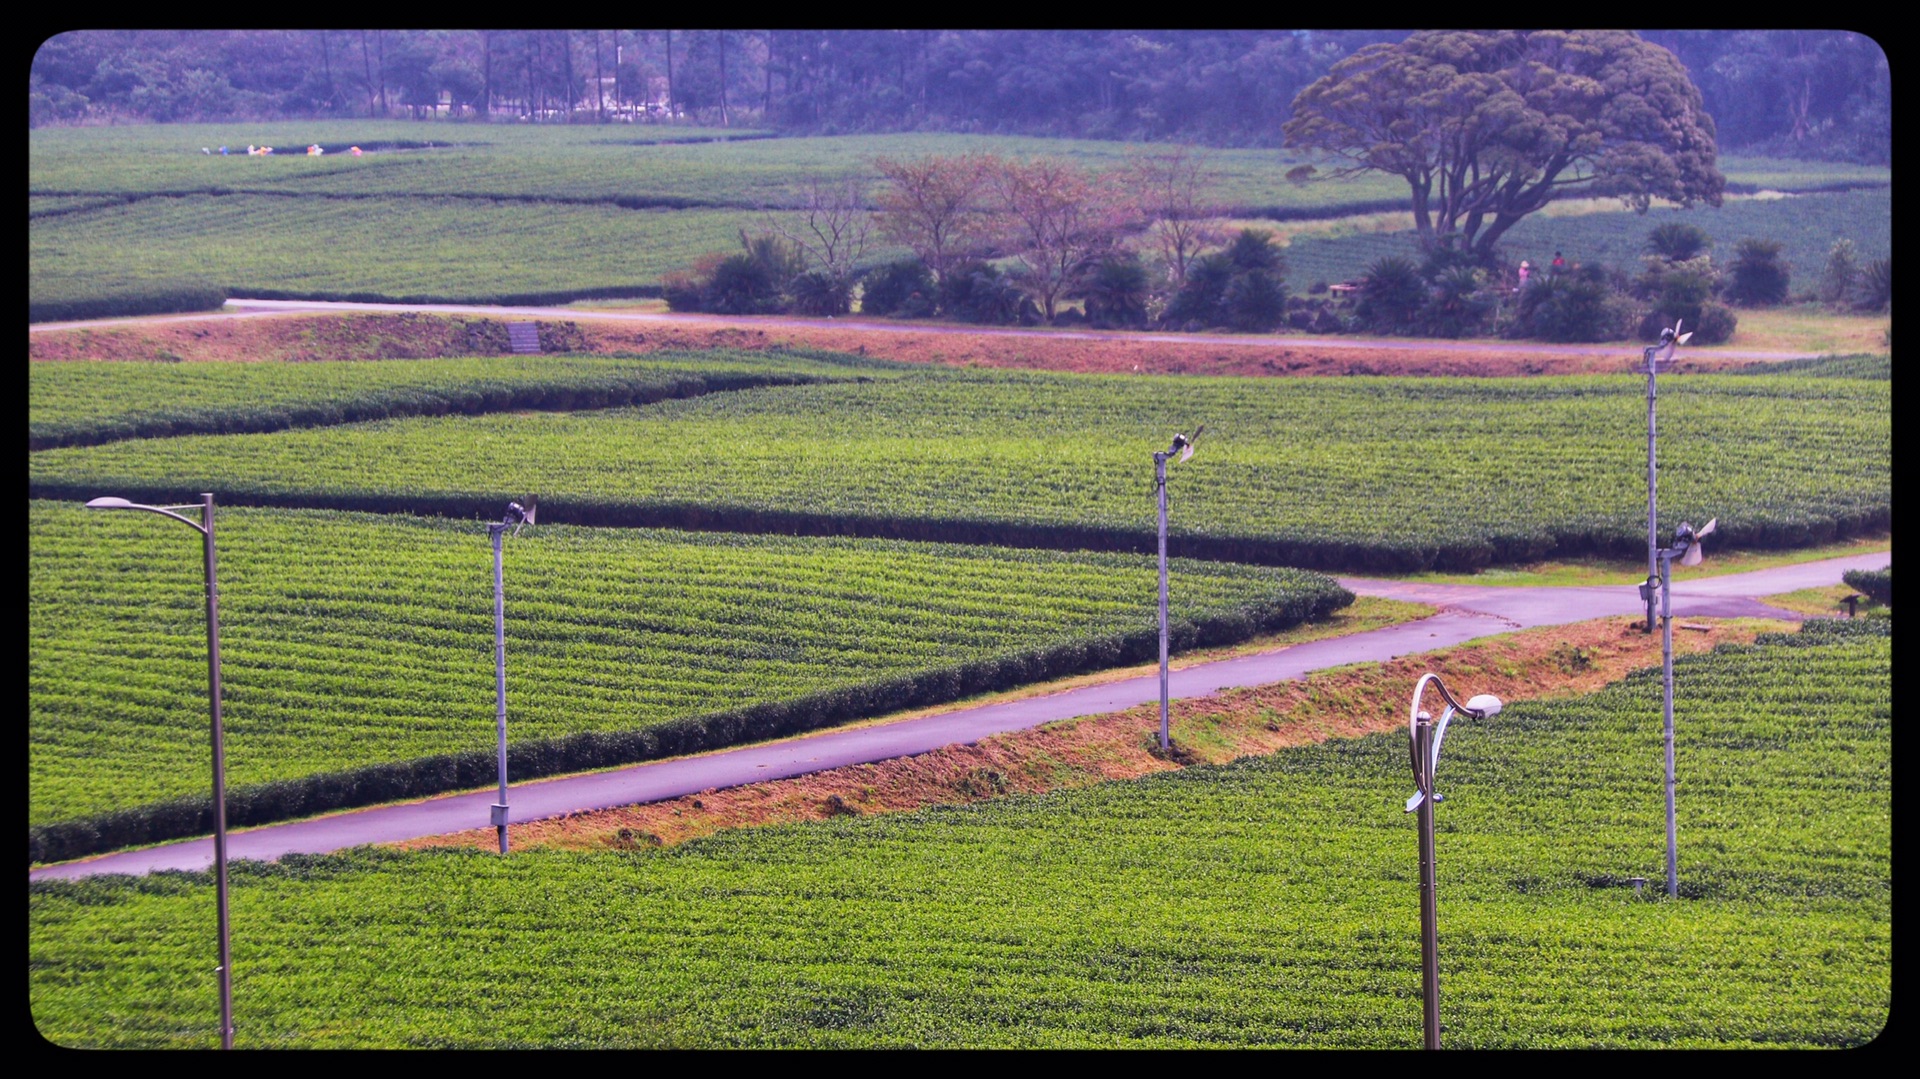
[29,552,1888,881]
[31,298,1830,360]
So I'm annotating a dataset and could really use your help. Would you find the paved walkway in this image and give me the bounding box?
[29,552,1886,881]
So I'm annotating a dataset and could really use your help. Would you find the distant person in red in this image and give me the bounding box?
[1550,251,1566,275]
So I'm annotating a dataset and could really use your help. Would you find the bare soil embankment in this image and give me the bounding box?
[30,310,1785,376]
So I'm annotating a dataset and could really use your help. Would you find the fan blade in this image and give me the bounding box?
[1191,423,1206,442]
[1695,517,1715,538]
[1680,543,1704,567]
[1676,332,1693,345]
[1178,444,1194,464]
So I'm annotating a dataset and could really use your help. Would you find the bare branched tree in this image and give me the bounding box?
[1128,145,1226,288]
[762,177,874,283]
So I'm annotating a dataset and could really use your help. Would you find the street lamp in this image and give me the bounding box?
[1639,320,1693,633]
[1403,673,1503,1051]
[488,496,536,854]
[85,493,234,1050]
[1153,426,1203,753]
[1652,516,1715,899]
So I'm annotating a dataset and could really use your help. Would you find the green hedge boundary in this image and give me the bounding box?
[22,484,1895,575]
[30,369,850,451]
[27,584,1351,866]
[225,284,663,307]
[29,284,229,324]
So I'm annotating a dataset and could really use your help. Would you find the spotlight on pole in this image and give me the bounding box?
[1654,514,1715,899]
[1154,426,1205,753]
[1403,674,1502,1051]
[86,493,235,1050]
[489,495,537,854]
[1640,319,1692,634]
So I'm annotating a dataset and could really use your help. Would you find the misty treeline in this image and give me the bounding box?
[29,30,1888,162]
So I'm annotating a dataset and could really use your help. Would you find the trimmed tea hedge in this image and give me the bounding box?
[30,367,1891,572]
[29,282,227,324]
[29,620,1888,1048]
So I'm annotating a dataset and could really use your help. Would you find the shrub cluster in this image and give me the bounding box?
[664,232,851,317]
[1842,565,1891,606]
[1161,230,1289,333]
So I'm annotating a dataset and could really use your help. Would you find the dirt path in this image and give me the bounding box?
[29,298,1828,378]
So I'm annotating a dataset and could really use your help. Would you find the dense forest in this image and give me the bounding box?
[29,30,1890,162]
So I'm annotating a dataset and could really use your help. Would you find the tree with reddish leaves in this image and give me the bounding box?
[982,156,1140,324]
[871,153,997,289]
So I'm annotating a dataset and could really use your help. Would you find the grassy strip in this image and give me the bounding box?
[29,502,1351,857]
[417,612,1770,855]
[29,620,1887,1048]
[29,350,887,450]
[30,367,1890,572]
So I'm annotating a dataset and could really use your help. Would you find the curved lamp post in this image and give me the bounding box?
[85,494,233,1050]
[1653,516,1715,899]
[488,496,536,854]
[1403,673,1503,1051]
[1153,426,1204,753]
[1639,321,1692,633]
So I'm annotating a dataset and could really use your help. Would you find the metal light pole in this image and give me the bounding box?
[488,496,536,854]
[1403,673,1504,1051]
[1640,321,1691,633]
[1654,517,1715,899]
[1154,426,1203,753]
[85,493,234,1050]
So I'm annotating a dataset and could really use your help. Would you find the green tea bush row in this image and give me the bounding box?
[1723,353,1889,379]
[30,352,865,449]
[29,501,1350,855]
[30,194,774,312]
[28,282,228,324]
[30,368,1889,572]
[29,623,1887,1047]
[1285,189,1889,300]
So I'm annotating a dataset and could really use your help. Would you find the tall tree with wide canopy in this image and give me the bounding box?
[1284,30,1725,257]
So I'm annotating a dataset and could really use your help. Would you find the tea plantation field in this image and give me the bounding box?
[1284,188,1891,294]
[28,348,890,449]
[29,122,1888,315]
[29,500,1348,857]
[29,620,1889,1048]
[30,366,1892,571]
